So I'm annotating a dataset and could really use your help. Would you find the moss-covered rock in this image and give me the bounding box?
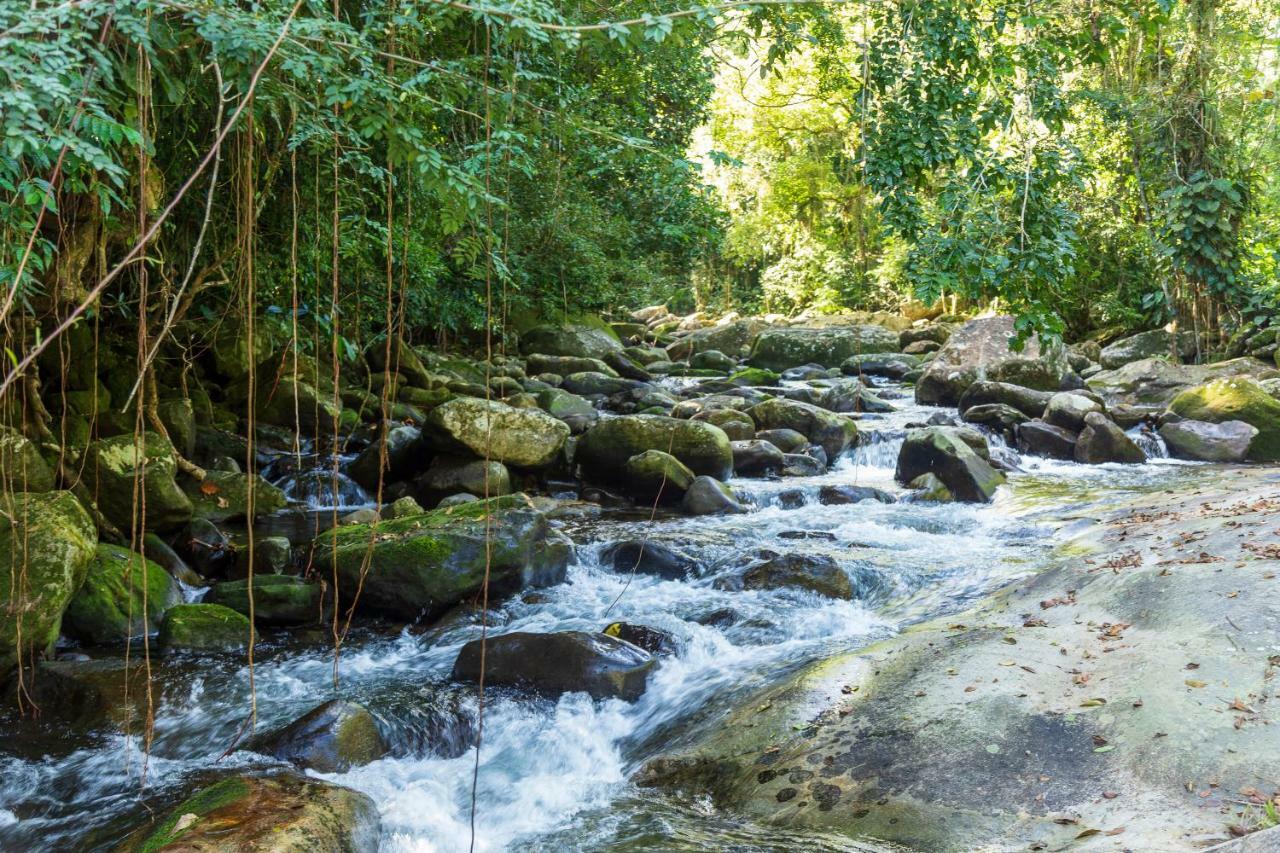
[0,491,97,673]
[256,377,342,434]
[125,773,380,852]
[666,318,769,360]
[204,575,321,625]
[1099,328,1198,369]
[1169,376,1280,461]
[156,398,196,458]
[181,470,286,523]
[426,397,569,468]
[63,544,180,644]
[577,414,733,483]
[315,495,571,621]
[895,426,1005,502]
[452,630,656,702]
[417,455,511,503]
[746,398,858,460]
[520,321,623,360]
[83,432,193,531]
[624,450,695,502]
[1088,356,1274,409]
[748,326,900,371]
[158,603,251,654]
[0,425,55,492]
[248,700,388,773]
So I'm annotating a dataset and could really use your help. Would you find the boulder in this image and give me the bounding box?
[158,603,251,654]
[689,350,737,371]
[755,428,808,453]
[577,415,733,483]
[726,367,780,388]
[425,397,569,468]
[899,324,952,347]
[1159,419,1258,463]
[315,495,570,621]
[908,472,954,501]
[747,399,858,460]
[1015,420,1077,460]
[417,455,512,504]
[452,631,656,701]
[348,424,424,490]
[230,535,292,579]
[817,484,895,505]
[63,544,181,645]
[1042,391,1102,433]
[205,575,322,625]
[731,440,786,477]
[123,774,380,852]
[1168,376,1280,461]
[82,432,193,532]
[691,409,756,441]
[0,425,55,492]
[895,427,1005,503]
[681,476,746,515]
[780,453,825,477]
[738,553,853,600]
[1088,357,1275,409]
[819,382,894,415]
[183,470,286,523]
[841,352,921,380]
[959,403,1027,439]
[560,371,646,397]
[525,354,617,378]
[256,378,342,433]
[599,540,699,580]
[666,318,769,360]
[1074,411,1145,464]
[957,381,1053,419]
[601,622,677,656]
[1099,328,1198,369]
[535,387,599,432]
[624,450,695,502]
[520,322,623,360]
[915,316,1068,406]
[0,491,97,672]
[249,700,388,772]
[748,326,900,371]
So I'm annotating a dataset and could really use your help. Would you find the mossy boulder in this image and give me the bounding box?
[156,398,196,458]
[841,352,921,380]
[577,414,733,483]
[248,700,388,773]
[256,378,342,433]
[204,575,321,626]
[1074,411,1145,464]
[526,354,618,377]
[895,427,1005,503]
[1099,328,1197,369]
[624,450,695,502]
[1168,376,1280,461]
[426,397,569,468]
[83,432,193,531]
[125,773,380,852]
[746,399,858,460]
[520,321,623,360]
[0,491,97,673]
[315,495,571,621]
[348,424,424,490]
[748,326,900,371]
[63,544,181,645]
[1088,356,1274,409]
[158,603,251,654]
[0,425,55,492]
[916,316,1068,406]
[666,318,769,360]
[417,455,512,503]
[182,470,286,523]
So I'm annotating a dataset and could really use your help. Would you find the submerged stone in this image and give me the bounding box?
[452,630,656,702]
[249,700,388,773]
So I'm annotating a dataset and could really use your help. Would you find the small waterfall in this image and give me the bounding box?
[850,429,905,470]
[275,468,372,509]
[1128,423,1168,460]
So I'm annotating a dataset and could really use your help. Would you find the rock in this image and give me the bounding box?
[681,476,745,515]
[624,450,696,502]
[691,409,756,441]
[535,387,598,432]
[624,345,668,365]
[426,397,569,468]
[0,425,55,492]
[520,321,623,360]
[63,544,180,645]
[1159,419,1258,463]
[840,352,921,380]
[690,350,737,371]
[183,470,286,523]
[819,381,894,414]
[666,318,769,360]
[315,495,570,621]
[1074,411,1145,464]
[737,553,853,600]
[899,324,951,347]
[747,399,858,460]
[755,428,807,453]
[601,622,677,656]
[124,773,380,852]
[0,491,97,672]
[348,424,424,490]
[577,415,733,483]
[599,540,699,580]
[908,472,954,501]
[158,603,251,654]
[417,455,512,504]
[1015,420,1078,460]
[780,454,826,477]
[83,432,193,531]
[1168,376,1280,461]
[817,484,895,505]
[1099,328,1198,369]
[1042,391,1103,433]
[903,339,941,355]
[726,367,780,388]
[1088,356,1275,409]
[956,380,1053,419]
[249,700,388,772]
[525,354,618,378]
[731,440,785,477]
[748,326,900,371]
[916,316,1068,406]
[256,378,342,433]
[229,535,292,579]
[560,371,646,397]
[895,427,1005,503]
[156,398,197,458]
[205,575,322,625]
[960,403,1027,439]
[452,631,656,701]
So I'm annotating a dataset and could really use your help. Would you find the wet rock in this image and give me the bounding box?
[681,476,746,515]
[451,631,656,701]
[425,397,569,468]
[599,540,699,580]
[732,440,786,477]
[1099,328,1198,369]
[348,424,423,490]
[691,409,756,441]
[63,544,181,645]
[0,425,55,492]
[1087,356,1275,408]
[690,350,737,371]
[747,399,858,460]
[535,387,598,432]
[624,450,695,502]
[1074,411,1145,464]
[159,603,251,654]
[726,367,780,387]
[960,403,1027,439]
[602,622,677,655]
[256,377,343,433]
[577,415,733,482]
[780,454,825,477]
[1042,391,1103,433]
[124,773,381,852]
[780,364,833,381]
[83,432,193,531]
[916,316,1068,406]
[520,322,623,360]
[957,380,1053,419]
[249,700,388,772]
[525,354,617,378]
[736,553,853,600]
[1168,376,1280,461]
[903,339,941,355]
[1159,419,1258,463]
[819,381,894,415]
[895,427,1005,503]
[748,326,900,371]
[230,535,292,579]
[1015,419,1078,460]
[417,455,512,505]
[183,470,286,523]
[561,371,646,397]
[316,495,570,621]
[777,530,836,541]
[205,575,321,625]
[755,428,808,453]
[841,352,921,380]
[817,485,895,505]
[908,472,954,501]
[899,324,952,347]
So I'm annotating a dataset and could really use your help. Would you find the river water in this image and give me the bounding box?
[0,381,1204,852]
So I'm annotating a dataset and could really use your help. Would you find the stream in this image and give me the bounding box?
[0,380,1207,852]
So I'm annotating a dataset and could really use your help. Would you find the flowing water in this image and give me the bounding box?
[0,382,1210,852]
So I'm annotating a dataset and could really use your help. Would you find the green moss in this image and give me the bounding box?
[138,777,252,853]
[84,432,193,531]
[182,470,286,522]
[0,426,55,492]
[159,603,251,654]
[63,544,179,644]
[1169,376,1280,461]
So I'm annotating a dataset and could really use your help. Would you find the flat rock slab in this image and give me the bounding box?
[639,468,1280,851]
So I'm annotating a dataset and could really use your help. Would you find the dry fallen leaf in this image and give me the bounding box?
[1186,679,1207,689]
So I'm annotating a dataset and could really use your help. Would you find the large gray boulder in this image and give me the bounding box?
[1168,376,1280,462]
[1074,411,1145,464]
[666,318,770,360]
[957,381,1053,419]
[1099,328,1198,369]
[1159,419,1258,463]
[895,427,1005,502]
[1042,391,1103,433]
[748,326,900,371]
[916,316,1068,406]
[520,322,623,360]
[624,450,695,502]
[248,700,388,773]
[747,398,858,460]
[425,397,569,468]
[1088,356,1274,409]
[452,630,656,701]
[82,432,193,532]
[1015,419,1077,460]
[577,415,733,483]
